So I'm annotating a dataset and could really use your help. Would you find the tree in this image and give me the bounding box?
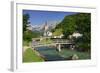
[23,13,41,42]
[62,15,77,38]
[55,14,77,38]
[54,13,91,51]
[23,30,41,42]
[23,13,31,42]
[23,14,30,33]
[76,13,91,43]
[52,28,63,36]
[75,13,91,52]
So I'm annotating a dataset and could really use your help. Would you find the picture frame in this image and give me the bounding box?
[11,1,97,71]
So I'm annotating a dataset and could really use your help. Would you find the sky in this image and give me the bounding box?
[23,10,78,26]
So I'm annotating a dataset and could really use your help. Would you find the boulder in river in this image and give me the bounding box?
[72,54,79,60]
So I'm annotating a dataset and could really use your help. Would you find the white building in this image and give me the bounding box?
[53,34,64,38]
[72,32,83,38]
[68,32,83,39]
[47,31,52,37]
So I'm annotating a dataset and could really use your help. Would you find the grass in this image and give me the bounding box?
[23,48,44,62]
[52,28,63,36]
[23,41,30,46]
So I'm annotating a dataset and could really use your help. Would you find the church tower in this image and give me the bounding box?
[44,21,48,31]
[43,21,49,36]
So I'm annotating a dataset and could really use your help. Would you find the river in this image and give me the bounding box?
[35,46,65,61]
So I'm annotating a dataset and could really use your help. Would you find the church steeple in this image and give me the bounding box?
[43,21,49,36]
[44,21,48,31]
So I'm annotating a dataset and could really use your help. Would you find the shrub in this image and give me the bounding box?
[23,30,41,42]
[76,43,90,52]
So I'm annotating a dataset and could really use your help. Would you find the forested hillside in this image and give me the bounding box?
[53,13,91,51]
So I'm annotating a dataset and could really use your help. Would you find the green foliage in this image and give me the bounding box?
[23,30,41,42]
[54,13,91,51]
[55,14,77,38]
[23,48,44,62]
[23,13,41,42]
[55,13,90,38]
[76,42,90,52]
[52,28,62,36]
[23,31,32,42]
[23,14,30,33]
[23,41,30,46]
[63,15,77,37]
[76,13,91,44]
[76,13,91,33]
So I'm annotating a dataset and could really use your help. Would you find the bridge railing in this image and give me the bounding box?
[32,39,73,47]
[53,39,72,43]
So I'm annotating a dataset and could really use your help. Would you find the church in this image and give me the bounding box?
[43,21,52,37]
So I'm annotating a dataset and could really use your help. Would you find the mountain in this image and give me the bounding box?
[28,21,60,32]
